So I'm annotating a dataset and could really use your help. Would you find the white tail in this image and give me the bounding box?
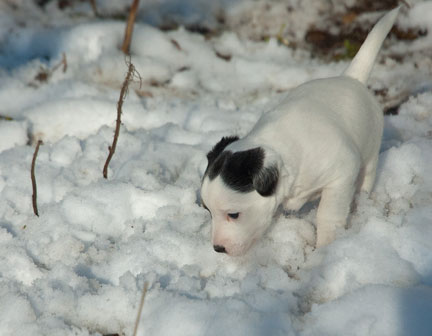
[343,6,400,84]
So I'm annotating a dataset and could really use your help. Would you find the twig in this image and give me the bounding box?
[31,140,43,217]
[51,53,67,74]
[103,59,140,179]
[61,53,67,72]
[121,0,140,54]
[34,53,67,85]
[89,0,99,17]
[133,282,148,336]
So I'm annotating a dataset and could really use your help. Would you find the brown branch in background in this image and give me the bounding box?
[121,0,140,54]
[89,0,99,17]
[31,140,43,217]
[133,282,149,336]
[103,59,141,179]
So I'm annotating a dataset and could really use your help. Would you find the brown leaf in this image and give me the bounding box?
[342,12,357,25]
[305,29,337,50]
[35,70,49,83]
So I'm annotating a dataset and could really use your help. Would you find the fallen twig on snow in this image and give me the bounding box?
[121,0,140,54]
[31,140,43,217]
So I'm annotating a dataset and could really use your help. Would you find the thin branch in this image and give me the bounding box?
[31,140,43,217]
[89,0,99,17]
[103,59,140,179]
[61,53,67,72]
[121,0,140,54]
[34,53,67,85]
[51,53,67,74]
[133,282,149,336]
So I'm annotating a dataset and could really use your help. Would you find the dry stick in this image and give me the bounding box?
[31,140,43,217]
[51,53,67,74]
[103,61,136,179]
[89,0,99,17]
[132,282,149,336]
[61,53,67,73]
[121,0,140,54]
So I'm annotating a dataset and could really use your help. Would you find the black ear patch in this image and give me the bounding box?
[206,136,239,165]
[253,165,279,196]
[205,145,279,197]
[207,151,230,180]
[222,147,264,193]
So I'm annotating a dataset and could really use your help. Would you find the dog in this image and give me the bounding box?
[201,7,400,256]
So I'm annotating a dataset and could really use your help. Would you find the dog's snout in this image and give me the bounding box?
[213,245,227,253]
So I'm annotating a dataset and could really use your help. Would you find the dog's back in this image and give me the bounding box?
[248,7,401,170]
[249,76,383,163]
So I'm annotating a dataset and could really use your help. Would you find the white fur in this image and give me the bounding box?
[201,176,277,256]
[201,7,400,256]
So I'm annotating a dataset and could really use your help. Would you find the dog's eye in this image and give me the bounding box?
[227,212,239,219]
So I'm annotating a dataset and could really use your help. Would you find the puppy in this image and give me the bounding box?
[201,7,400,256]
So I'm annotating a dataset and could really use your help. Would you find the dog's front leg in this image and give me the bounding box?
[315,171,358,248]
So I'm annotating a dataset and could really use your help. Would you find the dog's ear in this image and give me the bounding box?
[209,145,279,196]
[207,151,230,179]
[222,147,263,192]
[227,147,279,196]
[253,165,279,196]
[207,136,239,164]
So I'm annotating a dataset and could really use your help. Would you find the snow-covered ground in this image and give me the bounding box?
[1,1,432,335]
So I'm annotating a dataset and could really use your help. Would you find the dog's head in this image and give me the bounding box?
[201,136,280,256]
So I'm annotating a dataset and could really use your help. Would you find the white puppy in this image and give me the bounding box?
[201,7,400,256]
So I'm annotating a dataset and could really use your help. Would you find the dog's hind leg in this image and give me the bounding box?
[315,160,360,248]
[359,155,379,194]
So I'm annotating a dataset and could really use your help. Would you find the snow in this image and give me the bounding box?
[0,1,432,335]
[302,284,432,336]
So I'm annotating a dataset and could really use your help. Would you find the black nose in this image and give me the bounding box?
[213,245,227,253]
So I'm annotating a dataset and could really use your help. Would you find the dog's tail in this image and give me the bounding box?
[343,6,400,84]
